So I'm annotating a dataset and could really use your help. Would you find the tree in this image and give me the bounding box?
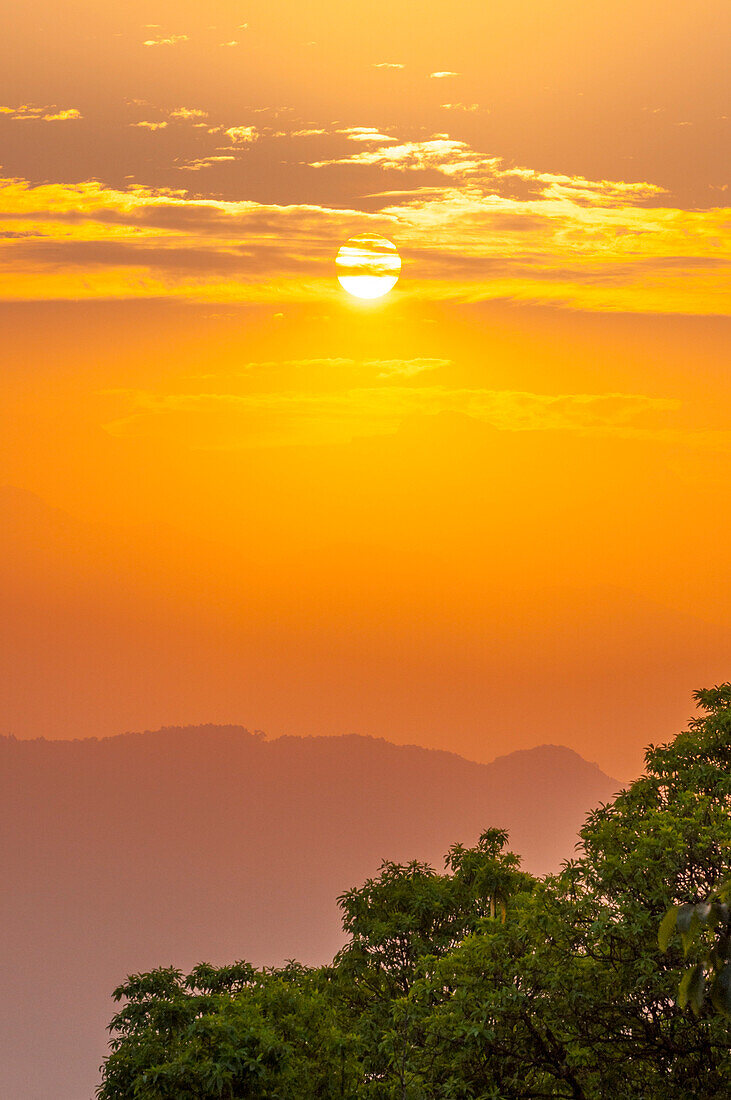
[99,687,731,1100]
[97,961,359,1100]
[656,685,731,1019]
[659,878,731,1017]
[332,830,530,1099]
[406,683,731,1098]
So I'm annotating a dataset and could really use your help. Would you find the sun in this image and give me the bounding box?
[336,235,401,299]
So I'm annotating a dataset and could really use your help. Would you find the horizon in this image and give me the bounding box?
[2,720,618,777]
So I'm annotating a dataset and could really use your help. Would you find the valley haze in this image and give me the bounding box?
[1,726,617,1100]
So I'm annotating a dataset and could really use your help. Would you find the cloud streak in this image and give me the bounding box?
[198,357,451,378]
[225,126,258,144]
[0,105,82,122]
[169,107,208,121]
[143,35,189,47]
[0,121,727,315]
[103,386,680,450]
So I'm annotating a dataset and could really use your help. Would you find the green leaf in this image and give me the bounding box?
[678,963,705,1015]
[658,906,678,953]
[677,905,700,956]
[710,961,731,1018]
[675,904,695,936]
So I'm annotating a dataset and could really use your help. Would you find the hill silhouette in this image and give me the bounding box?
[0,726,618,1100]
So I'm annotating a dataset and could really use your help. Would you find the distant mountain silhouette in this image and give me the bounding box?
[0,727,618,1100]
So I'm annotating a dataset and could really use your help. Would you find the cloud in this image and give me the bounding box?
[311,136,668,206]
[220,41,240,47]
[131,121,168,131]
[367,358,450,377]
[0,105,82,122]
[40,108,82,122]
[338,126,396,144]
[311,138,479,174]
[178,155,237,171]
[143,35,188,47]
[0,160,726,315]
[440,103,480,112]
[430,71,460,79]
[225,126,258,144]
[169,107,208,121]
[102,386,680,450]
[373,62,405,69]
[199,357,451,379]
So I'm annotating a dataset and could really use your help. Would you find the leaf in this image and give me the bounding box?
[678,963,705,1015]
[675,904,695,936]
[710,962,731,1018]
[658,906,678,953]
[676,904,699,956]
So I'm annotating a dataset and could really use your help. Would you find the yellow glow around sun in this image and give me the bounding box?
[336,235,401,298]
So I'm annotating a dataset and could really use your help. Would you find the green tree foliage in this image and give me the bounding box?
[332,830,528,1099]
[659,878,731,1016]
[655,686,731,1019]
[99,688,730,1099]
[98,961,359,1099]
[401,686,731,1098]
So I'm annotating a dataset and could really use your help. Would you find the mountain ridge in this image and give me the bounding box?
[1,723,612,777]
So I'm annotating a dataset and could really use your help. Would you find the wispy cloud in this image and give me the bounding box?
[102,386,681,450]
[169,107,208,121]
[373,62,405,69]
[311,135,670,204]
[368,358,450,377]
[178,155,237,171]
[338,126,396,144]
[202,357,451,379]
[311,138,478,173]
[131,121,168,131]
[0,146,726,315]
[225,125,258,144]
[430,71,460,79]
[0,105,82,122]
[143,34,189,47]
[39,108,82,122]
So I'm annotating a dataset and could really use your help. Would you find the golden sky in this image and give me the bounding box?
[1,1,729,777]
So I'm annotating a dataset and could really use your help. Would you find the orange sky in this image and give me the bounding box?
[1,1,729,778]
